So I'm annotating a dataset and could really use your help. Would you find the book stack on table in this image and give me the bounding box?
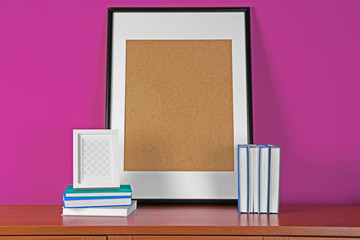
[62,185,136,217]
[238,144,281,214]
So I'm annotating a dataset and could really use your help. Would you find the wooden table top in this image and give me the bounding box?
[0,205,360,236]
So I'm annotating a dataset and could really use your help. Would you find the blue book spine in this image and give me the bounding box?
[63,193,131,201]
[63,205,132,209]
[237,144,240,213]
[257,144,271,214]
[246,145,249,213]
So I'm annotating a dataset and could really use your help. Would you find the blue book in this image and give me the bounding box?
[238,144,249,213]
[63,193,131,208]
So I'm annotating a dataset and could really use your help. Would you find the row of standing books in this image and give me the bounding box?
[238,144,281,214]
[62,185,137,217]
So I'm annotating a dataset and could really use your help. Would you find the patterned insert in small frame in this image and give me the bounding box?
[81,138,112,179]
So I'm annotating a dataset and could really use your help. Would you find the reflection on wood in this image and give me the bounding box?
[238,213,279,226]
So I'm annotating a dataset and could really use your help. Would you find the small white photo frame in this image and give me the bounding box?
[73,129,120,189]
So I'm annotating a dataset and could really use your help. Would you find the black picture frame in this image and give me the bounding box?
[105,7,253,202]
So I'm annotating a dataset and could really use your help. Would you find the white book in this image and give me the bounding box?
[248,145,259,213]
[259,145,270,213]
[268,145,281,213]
[238,145,249,213]
[62,200,137,217]
[63,195,132,208]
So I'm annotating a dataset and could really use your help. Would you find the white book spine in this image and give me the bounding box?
[269,145,281,213]
[238,145,249,213]
[252,147,260,213]
[248,148,254,213]
[62,201,137,217]
[248,145,259,213]
[259,146,270,213]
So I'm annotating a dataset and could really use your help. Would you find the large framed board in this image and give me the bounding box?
[106,7,253,200]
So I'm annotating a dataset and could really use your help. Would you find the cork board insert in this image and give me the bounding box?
[125,40,234,171]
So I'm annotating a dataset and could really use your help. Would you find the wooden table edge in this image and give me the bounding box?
[0,226,360,237]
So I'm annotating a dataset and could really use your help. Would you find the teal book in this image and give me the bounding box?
[65,185,132,198]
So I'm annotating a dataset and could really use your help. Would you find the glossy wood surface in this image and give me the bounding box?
[0,237,105,240]
[0,205,360,236]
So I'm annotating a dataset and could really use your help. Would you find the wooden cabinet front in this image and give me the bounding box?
[265,238,360,240]
[110,237,262,240]
[0,237,105,240]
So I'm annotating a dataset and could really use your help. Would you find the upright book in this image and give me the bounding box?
[248,145,260,213]
[258,145,270,213]
[238,144,249,213]
[268,145,281,213]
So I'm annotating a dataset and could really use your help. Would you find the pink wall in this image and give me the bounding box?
[0,0,359,205]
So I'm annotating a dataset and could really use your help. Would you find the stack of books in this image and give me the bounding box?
[238,144,281,214]
[62,185,137,217]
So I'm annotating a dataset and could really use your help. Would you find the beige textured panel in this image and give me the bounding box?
[125,40,234,171]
